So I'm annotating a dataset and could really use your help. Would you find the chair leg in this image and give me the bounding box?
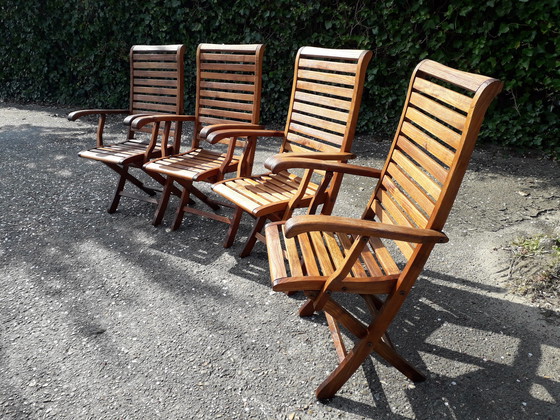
[298,298,316,317]
[171,186,191,231]
[152,177,174,226]
[239,216,267,258]
[224,207,243,248]
[316,337,373,399]
[108,167,128,214]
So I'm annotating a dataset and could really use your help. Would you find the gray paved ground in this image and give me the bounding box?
[1,103,559,419]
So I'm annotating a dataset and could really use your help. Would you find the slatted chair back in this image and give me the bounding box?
[128,45,185,140]
[191,44,264,149]
[366,59,503,262]
[281,47,369,156]
[264,59,503,399]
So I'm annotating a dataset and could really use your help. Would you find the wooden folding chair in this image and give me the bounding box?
[69,45,186,213]
[131,44,265,227]
[265,59,503,399]
[208,46,373,256]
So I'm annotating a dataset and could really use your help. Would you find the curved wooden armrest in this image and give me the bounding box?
[68,109,129,121]
[199,123,265,140]
[123,113,152,126]
[206,129,284,144]
[265,155,380,178]
[131,114,196,129]
[284,215,448,243]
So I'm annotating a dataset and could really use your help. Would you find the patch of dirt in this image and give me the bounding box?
[505,235,560,310]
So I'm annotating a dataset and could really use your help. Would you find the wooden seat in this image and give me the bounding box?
[132,44,265,228]
[209,46,373,256]
[264,59,503,399]
[69,45,186,213]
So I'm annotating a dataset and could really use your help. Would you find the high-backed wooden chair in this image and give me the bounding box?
[131,44,265,226]
[69,44,186,213]
[265,60,502,399]
[208,47,372,256]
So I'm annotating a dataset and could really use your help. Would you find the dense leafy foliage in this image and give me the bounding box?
[1,0,558,154]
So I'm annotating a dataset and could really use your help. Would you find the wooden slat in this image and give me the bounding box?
[287,122,344,147]
[200,72,257,82]
[300,46,365,60]
[284,132,339,153]
[368,237,400,275]
[310,231,335,275]
[199,63,256,72]
[134,78,179,87]
[406,107,462,150]
[134,86,178,95]
[200,52,257,62]
[292,101,350,123]
[132,102,178,112]
[401,121,455,167]
[133,53,179,61]
[133,94,178,104]
[298,58,358,74]
[294,90,351,111]
[397,135,448,184]
[283,225,304,277]
[296,80,354,99]
[297,233,321,276]
[199,107,253,121]
[391,149,442,199]
[200,89,254,101]
[409,92,466,131]
[267,225,288,280]
[386,162,435,215]
[382,177,429,228]
[419,60,490,92]
[377,189,415,228]
[297,69,356,86]
[200,81,256,92]
[133,61,179,70]
[338,234,368,277]
[413,77,472,113]
[133,70,178,78]
[199,98,254,112]
[290,112,347,135]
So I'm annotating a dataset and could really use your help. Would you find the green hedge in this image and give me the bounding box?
[1,0,558,155]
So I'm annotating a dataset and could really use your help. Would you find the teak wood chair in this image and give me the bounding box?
[69,44,186,213]
[208,46,372,256]
[265,59,503,399]
[131,43,265,227]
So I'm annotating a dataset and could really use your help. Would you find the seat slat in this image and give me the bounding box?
[310,231,335,275]
[338,234,367,277]
[267,225,288,280]
[297,233,321,276]
[283,225,304,277]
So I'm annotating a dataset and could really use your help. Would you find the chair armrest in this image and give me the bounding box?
[265,155,380,178]
[206,129,284,144]
[199,123,265,140]
[284,215,448,244]
[68,109,129,121]
[131,114,196,129]
[123,113,152,126]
